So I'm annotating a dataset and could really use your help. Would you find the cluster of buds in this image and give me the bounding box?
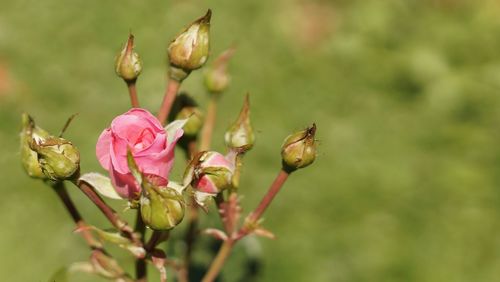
[18,8,320,282]
[167,9,211,81]
[20,114,80,181]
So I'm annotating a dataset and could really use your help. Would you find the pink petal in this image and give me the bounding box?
[123,108,164,132]
[109,162,141,199]
[195,176,219,194]
[96,129,112,170]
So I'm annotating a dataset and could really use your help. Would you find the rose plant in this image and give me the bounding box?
[19,9,317,282]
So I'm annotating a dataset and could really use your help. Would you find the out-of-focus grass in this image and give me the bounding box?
[1,0,500,281]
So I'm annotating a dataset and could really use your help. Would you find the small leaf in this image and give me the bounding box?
[79,173,122,200]
[124,245,146,258]
[78,225,145,258]
[48,262,95,282]
[203,228,228,241]
[165,118,188,142]
[167,180,186,194]
[193,190,214,208]
[253,227,276,240]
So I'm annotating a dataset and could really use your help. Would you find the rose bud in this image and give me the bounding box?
[281,123,317,172]
[185,151,234,194]
[170,93,204,138]
[224,94,254,153]
[20,113,50,179]
[96,108,183,200]
[204,46,235,95]
[175,106,203,138]
[140,177,185,230]
[115,33,142,83]
[30,136,80,181]
[167,9,211,81]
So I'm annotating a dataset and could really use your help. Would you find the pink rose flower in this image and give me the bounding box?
[96,108,183,199]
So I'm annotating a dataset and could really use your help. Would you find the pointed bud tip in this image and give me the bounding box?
[224,94,254,152]
[201,9,212,23]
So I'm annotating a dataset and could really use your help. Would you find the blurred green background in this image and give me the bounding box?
[2,0,500,281]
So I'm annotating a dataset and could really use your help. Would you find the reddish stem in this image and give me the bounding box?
[74,180,139,245]
[157,79,180,125]
[53,182,100,248]
[127,80,140,108]
[202,169,291,281]
[245,169,289,224]
[199,97,217,151]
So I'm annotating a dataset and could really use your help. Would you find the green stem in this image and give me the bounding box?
[201,240,234,282]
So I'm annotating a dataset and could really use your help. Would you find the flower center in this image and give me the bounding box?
[133,128,155,151]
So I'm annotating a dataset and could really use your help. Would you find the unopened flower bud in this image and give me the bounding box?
[115,34,142,82]
[204,47,235,95]
[140,178,185,230]
[168,9,211,81]
[281,123,317,172]
[20,113,50,179]
[176,106,203,137]
[30,136,80,181]
[185,151,234,194]
[225,94,254,152]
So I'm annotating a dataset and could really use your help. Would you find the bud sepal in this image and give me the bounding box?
[281,123,317,172]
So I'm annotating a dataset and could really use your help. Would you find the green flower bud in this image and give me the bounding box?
[204,47,235,95]
[176,106,203,137]
[30,136,80,181]
[281,123,317,172]
[167,9,211,80]
[225,94,254,152]
[115,34,142,82]
[140,179,185,230]
[20,113,50,179]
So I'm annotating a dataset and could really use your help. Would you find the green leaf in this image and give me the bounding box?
[165,118,188,142]
[126,148,142,184]
[79,173,122,200]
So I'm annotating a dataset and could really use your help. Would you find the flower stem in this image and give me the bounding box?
[52,182,101,248]
[157,79,180,125]
[126,80,140,108]
[73,180,139,245]
[201,240,234,282]
[199,96,218,151]
[135,209,147,281]
[202,169,291,281]
[145,230,169,251]
[182,196,199,278]
[245,169,290,225]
